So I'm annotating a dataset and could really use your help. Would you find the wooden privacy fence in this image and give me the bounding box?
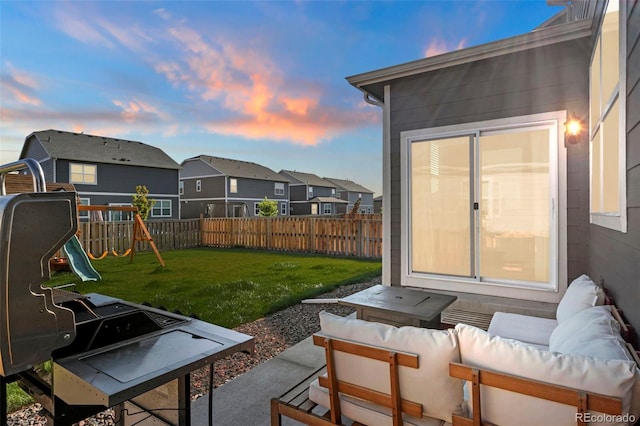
[75,217,382,259]
[201,217,382,258]
[77,219,200,255]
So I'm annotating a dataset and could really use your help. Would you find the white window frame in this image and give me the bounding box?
[79,198,90,220]
[400,111,567,303]
[230,178,238,194]
[274,182,285,196]
[179,181,184,195]
[69,163,97,185]
[254,202,260,216]
[323,203,332,215]
[280,202,287,215]
[108,203,133,222]
[589,0,627,232]
[152,199,172,218]
[196,180,202,192]
[308,186,313,198]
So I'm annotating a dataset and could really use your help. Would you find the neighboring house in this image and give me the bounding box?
[323,177,375,214]
[20,130,181,220]
[279,170,348,215]
[180,155,290,218]
[373,195,383,214]
[346,0,639,336]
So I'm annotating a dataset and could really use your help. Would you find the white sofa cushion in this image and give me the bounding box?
[549,305,632,361]
[314,311,464,423]
[488,312,557,347]
[556,274,605,323]
[456,323,637,426]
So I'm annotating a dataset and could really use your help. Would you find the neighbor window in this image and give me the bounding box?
[590,0,626,232]
[196,180,202,192]
[179,181,184,195]
[109,203,133,221]
[311,203,318,215]
[152,200,172,218]
[69,163,97,184]
[79,198,90,221]
[308,186,313,198]
[230,178,238,193]
[275,182,285,196]
[254,202,260,216]
[323,203,332,215]
[280,202,287,215]
[401,111,565,300]
[331,188,336,196]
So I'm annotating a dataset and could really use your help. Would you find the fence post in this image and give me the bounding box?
[356,219,363,257]
[199,214,204,246]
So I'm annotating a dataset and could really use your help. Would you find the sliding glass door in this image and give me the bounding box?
[410,125,553,286]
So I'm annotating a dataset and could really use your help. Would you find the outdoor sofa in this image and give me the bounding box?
[271,275,640,425]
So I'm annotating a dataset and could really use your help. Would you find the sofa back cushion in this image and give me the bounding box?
[456,323,637,426]
[319,311,463,423]
[556,274,605,323]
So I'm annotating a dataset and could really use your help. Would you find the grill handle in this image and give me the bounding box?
[0,158,47,194]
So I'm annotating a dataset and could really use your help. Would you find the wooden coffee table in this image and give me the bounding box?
[339,285,457,328]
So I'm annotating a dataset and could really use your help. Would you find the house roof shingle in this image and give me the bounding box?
[189,155,287,182]
[21,130,181,170]
[323,177,372,194]
[279,170,334,187]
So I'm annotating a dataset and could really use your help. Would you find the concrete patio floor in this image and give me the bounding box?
[192,335,325,426]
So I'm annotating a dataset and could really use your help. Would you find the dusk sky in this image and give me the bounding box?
[1,1,563,196]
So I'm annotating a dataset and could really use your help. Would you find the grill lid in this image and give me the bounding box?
[0,191,78,376]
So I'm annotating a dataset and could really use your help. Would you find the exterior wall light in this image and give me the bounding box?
[564,113,582,147]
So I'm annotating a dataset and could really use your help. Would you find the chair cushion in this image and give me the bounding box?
[488,312,557,347]
[556,274,604,323]
[456,323,637,426]
[549,305,632,361]
[313,311,464,423]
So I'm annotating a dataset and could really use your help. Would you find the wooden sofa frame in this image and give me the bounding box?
[271,307,639,426]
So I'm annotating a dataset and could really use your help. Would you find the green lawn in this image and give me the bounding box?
[47,247,382,328]
[7,248,380,413]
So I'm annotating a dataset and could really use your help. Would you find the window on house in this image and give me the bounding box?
[280,202,286,215]
[331,188,335,196]
[109,203,133,221]
[402,111,564,296]
[275,182,285,196]
[230,178,238,193]
[69,163,97,184]
[323,203,332,215]
[308,186,313,198]
[179,181,184,195]
[590,0,626,232]
[78,198,90,221]
[311,203,318,215]
[196,180,202,192]
[254,202,260,216]
[152,200,172,218]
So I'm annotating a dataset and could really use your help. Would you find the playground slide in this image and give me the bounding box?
[63,235,102,282]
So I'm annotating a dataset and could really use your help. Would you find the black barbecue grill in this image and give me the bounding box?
[0,159,255,425]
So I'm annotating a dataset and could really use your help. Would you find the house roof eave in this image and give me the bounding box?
[346,18,592,100]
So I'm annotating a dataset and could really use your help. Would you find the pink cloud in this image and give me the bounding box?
[112,98,171,123]
[424,37,468,58]
[154,19,374,146]
[0,65,42,106]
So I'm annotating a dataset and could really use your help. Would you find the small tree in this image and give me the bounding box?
[257,196,278,217]
[132,185,155,220]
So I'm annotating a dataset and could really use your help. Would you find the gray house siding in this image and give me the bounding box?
[180,160,220,179]
[289,185,307,201]
[56,160,179,219]
[180,176,225,218]
[228,177,289,200]
[586,1,640,334]
[309,186,334,198]
[384,38,590,286]
[21,139,49,162]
